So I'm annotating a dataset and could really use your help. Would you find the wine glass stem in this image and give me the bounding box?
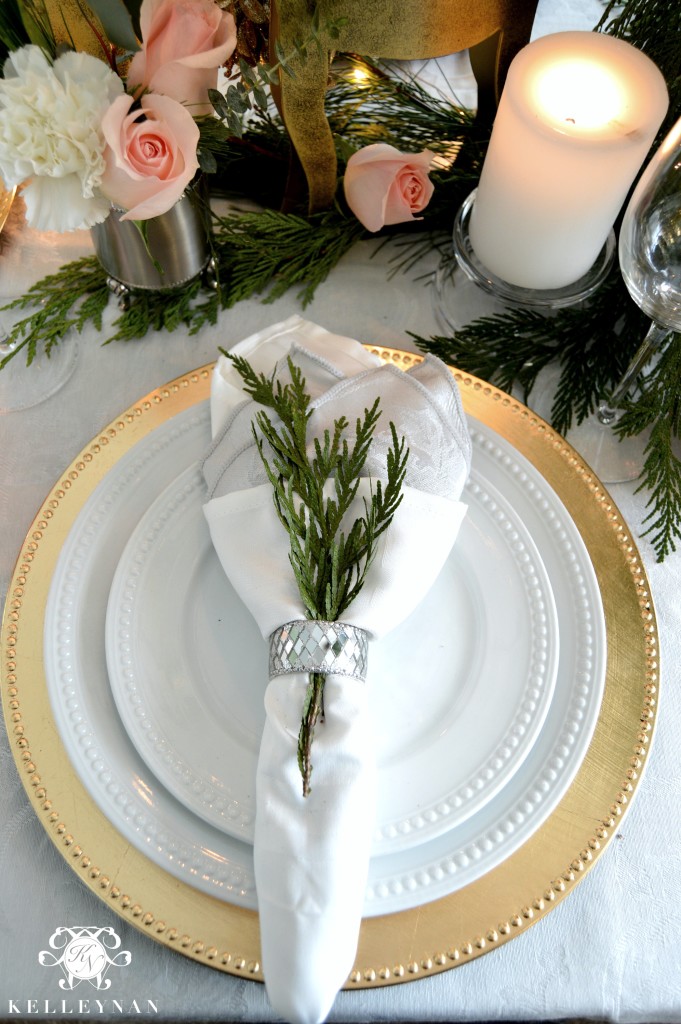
[597,320,671,425]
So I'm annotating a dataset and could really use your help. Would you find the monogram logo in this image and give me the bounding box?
[39,927,132,991]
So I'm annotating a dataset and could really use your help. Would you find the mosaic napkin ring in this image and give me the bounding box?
[269,620,369,681]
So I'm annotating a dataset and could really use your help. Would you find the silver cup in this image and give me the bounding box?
[91,176,212,293]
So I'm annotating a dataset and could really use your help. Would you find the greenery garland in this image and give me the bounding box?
[1,0,680,560]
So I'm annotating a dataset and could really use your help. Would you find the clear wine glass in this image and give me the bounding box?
[0,311,79,416]
[567,114,681,483]
[0,185,79,415]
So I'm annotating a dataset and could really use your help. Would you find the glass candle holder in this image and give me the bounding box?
[433,190,616,334]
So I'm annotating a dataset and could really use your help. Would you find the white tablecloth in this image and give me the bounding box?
[3,2,680,1021]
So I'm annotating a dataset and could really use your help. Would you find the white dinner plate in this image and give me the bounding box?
[105,459,559,850]
[44,402,606,915]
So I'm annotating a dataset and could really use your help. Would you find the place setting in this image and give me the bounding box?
[0,0,673,1022]
[6,316,654,1021]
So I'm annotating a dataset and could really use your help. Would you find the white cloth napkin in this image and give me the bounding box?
[202,315,472,1024]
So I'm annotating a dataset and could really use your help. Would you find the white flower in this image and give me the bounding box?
[0,46,124,232]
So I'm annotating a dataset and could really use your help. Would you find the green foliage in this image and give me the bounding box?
[413,268,650,435]
[0,203,362,365]
[0,258,109,368]
[3,0,54,56]
[212,206,364,306]
[209,6,348,137]
[616,337,681,559]
[227,353,408,794]
[0,0,31,58]
[0,255,222,363]
[84,0,140,52]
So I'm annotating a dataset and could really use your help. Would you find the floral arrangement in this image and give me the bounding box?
[0,0,237,232]
[0,0,435,235]
[2,0,680,562]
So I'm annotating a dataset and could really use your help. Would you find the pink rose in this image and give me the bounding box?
[100,92,200,220]
[127,0,237,116]
[343,143,435,233]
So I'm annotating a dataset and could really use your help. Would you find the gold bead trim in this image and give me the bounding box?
[2,354,657,988]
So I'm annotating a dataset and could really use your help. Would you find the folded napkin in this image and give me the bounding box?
[202,315,472,1024]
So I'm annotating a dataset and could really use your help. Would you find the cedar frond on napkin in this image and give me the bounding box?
[226,350,409,794]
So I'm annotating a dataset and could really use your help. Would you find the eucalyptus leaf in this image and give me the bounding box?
[198,148,218,174]
[253,84,269,110]
[85,0,139,50]
[208,87,231,120]
[262,65,280,85]
[238,59,258,86]
[227,109,244,138]
[226,82,250,114]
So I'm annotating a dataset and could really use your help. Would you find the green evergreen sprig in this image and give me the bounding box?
[0,257,110,368]
[412,268,650,437]
[0,205,363,361]
[615,337,681,559]
[226,351,408,795]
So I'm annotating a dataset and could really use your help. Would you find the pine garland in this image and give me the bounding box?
[0,206,364,360]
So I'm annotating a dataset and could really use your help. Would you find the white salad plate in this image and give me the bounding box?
[105,458,559,850]
[44,402,606,916]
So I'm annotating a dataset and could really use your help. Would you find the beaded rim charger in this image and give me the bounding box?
[0,350,657,988]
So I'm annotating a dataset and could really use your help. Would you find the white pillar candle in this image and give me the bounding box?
[469,32,668,290]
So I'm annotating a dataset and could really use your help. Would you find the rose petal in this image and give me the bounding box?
[344,143,434,232]
[100,92,200,220]
[128,0,236,114]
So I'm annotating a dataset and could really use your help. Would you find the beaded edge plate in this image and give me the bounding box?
[1,351,657,988]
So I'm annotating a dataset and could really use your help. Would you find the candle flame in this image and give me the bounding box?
[535,59,627,132]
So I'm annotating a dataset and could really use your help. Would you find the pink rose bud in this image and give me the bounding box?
[344,143,435,232]
[128,0,237,116]
[100,92,200,220]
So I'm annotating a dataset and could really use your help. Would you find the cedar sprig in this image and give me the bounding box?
[226,351,408,794]
[614,335,681,560]
[412,267,649,437]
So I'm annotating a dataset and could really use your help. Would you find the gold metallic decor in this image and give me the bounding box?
[41,0,112,57]
[1,351,657,986]
[270,0,539,211]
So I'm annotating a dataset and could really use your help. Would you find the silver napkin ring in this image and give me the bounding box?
[269,620,369,681]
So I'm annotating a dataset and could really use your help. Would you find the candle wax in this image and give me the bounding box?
[469,32,669,290]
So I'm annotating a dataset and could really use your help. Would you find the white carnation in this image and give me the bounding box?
[0,46,124,231]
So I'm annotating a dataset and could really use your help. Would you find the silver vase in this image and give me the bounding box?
[91,176,214,306]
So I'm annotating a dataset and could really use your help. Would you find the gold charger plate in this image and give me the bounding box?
[2,349,657,987]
